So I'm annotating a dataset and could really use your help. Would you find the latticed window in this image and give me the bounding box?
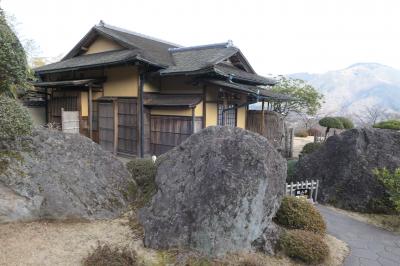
[217,103,237,127]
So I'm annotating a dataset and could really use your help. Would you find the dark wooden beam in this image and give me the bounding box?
[192,108,195,133]
[88,85,93,139]
[261,100,265,135]
[139,72,145,158]
[113,100,118,155]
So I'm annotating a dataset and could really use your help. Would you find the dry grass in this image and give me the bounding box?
[326,205,400,233]
[0,216,158,266]
[0,210,348,266]
[152,234,348,266]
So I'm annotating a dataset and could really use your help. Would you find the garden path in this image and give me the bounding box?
[318,205,400,266]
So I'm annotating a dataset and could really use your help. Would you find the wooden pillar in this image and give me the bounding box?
[113,100,118,155]
[139,72,145,158]
[88,86,93,139]
[44,88,49,124]
[191,107,195,133]
[202,85,206,129]
[223,91,228,126]
[261,99,265,135]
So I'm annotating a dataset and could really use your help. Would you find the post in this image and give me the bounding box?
[45,88,49,124]
[289,128,294,158]
[290,181,294,196]
[113,100,118,155]
[139,72,145,158]
[88,86,93,139]
[261,99,265,135]
[61,108,64,130]
[191,107,195,133]
[315,180,319,203]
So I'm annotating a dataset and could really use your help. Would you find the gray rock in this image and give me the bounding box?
[293,128,400,213]
[252,222,283,255]
[0,129,135,223]
[139,126,286,256]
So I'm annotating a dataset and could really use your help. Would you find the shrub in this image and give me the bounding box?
[373,168,400,212]
[274,196,326,235]
[307,127,321,137]
[335,117,354,129]
[126,158,157,206]
[0,96,33,139]
[300,142,322,156]
[373,120,400,130]
[280,230,329,264]
[82,243,139,266]
[294,130,308,138]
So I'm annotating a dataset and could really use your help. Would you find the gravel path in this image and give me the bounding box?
[318,205,400,266]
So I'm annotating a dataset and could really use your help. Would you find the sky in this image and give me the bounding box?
[2,0,400,76]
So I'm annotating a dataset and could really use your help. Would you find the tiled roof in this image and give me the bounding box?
[204,79,292,100]
[35,22,276,86]
[35,50,139,73]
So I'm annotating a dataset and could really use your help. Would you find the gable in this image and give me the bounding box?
[83,36,124,55]
[221,52,255,73]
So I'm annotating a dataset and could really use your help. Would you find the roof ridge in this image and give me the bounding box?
[97,21,182,48]
[169,41,235,53]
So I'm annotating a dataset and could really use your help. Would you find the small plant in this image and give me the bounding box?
[318,117,343,140]
[300,142,322,156]
[274,196,326,235]
[294,130,308,138]
[0,95,33,139]
[373,120,400,130]
[82,243,139,266]
[280,229,329,264]
[126,159,157,206]
[373,168,400,212]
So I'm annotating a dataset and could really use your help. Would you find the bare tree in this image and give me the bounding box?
[352,105,388,127]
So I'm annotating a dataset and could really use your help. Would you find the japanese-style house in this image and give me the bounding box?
[33,21,289,157]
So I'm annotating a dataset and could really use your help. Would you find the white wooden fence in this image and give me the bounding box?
[286,180,319,202]
[61,108,79,134]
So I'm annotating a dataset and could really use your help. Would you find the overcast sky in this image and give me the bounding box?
[2,0,400,76]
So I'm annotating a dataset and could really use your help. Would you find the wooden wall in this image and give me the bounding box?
[246,110,286,150]
[150,115,202,156]
[48,91,79,126]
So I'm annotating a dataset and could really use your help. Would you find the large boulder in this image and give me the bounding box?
[139,126,286,256]
[0,129,135,223]
[293,128,400,213]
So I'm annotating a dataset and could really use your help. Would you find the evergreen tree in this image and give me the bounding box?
[0,6,29,97]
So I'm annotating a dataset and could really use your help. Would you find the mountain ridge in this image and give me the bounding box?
[289,63,400,115]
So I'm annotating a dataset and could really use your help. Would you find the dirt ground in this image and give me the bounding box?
[292,136,314,158]
[0,215,348,266]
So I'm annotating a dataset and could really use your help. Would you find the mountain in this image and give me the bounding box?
[290,63,400,115]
